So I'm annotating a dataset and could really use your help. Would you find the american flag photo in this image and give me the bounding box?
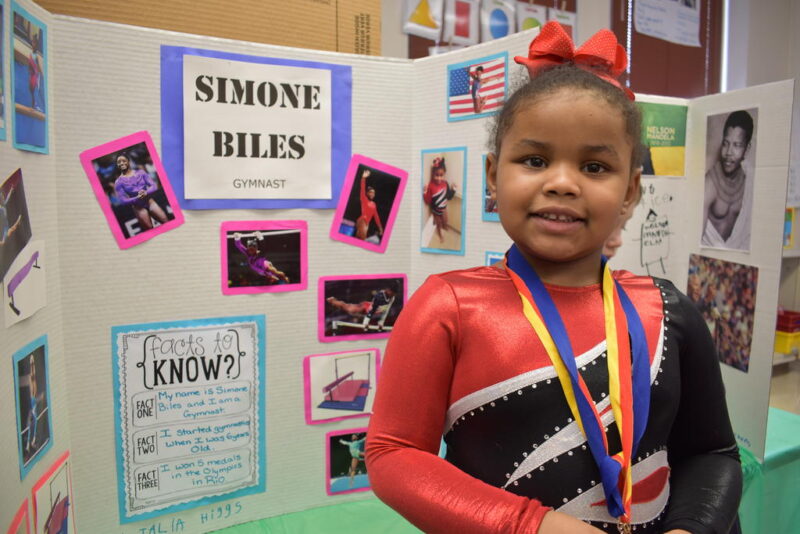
[447,52,507,122]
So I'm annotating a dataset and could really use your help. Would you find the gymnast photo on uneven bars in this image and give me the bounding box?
[232,232,290,285]
[367,22,742,534]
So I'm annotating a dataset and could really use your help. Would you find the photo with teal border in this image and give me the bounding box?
[421,147,466,255]
[10,1,48,153]
[485,250,504,266]
[481,153,499,221]
[111,315,266,522]
[13,334,53,480]
[1,0,7,141]
[446,51,508,122]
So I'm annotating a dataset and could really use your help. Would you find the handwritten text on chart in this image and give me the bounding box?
[134,450,252,499]
[132,382,251,426]
[133,416,252,461]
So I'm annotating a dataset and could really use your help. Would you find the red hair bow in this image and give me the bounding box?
[514,21,634,100]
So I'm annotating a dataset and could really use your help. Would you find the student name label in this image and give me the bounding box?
[183,55,331,200]
[113,316,265,520]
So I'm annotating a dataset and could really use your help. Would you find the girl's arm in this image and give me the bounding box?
[367,276,573,534]
[423,182,433,205]
[660,281,742,534]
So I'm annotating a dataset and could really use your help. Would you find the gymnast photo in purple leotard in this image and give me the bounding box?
[113,153,169,231]
[233,232,290,285]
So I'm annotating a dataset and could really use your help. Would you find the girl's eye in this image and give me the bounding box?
[583,162,607,174]
[523,156,546,168]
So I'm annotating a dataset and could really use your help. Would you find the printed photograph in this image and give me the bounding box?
[6,499,29,534]
[221,220,307,294]
[1,169,33,280]
[701,108,758,252]
[11,2,47,152]
[319,275,406,342]
[326,428,370,495]
[421,148,466,254]
[447,52,507,121]
[481,153,499,221]
[330,155,407,253]
[4,241,45,326]
[304,349,379,425]
[32,452,76,534]
[1,2,6,142]
[485,250,504,266]
[79,131,184,249]
[687,254,758,373]
[13,336,52,479]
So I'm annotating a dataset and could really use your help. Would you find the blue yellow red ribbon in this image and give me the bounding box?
[504,245,650,523]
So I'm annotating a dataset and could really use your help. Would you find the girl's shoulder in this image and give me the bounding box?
[417,265,513,296]
[613,270,696,313]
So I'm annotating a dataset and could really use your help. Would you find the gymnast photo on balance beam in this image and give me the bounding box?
[326,283,398,333]
[0,182,23,247]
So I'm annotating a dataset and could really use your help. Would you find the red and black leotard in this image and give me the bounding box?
[366,266,741,534]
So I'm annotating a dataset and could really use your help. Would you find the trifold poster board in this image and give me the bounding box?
[0,0,794,532]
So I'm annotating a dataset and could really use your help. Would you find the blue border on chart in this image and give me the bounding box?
[445,51,508,123]
[420,146,467,256]
[112,315,267,523]
[481,153,500,222]
[0,0,7,142]
[13,334,53,480]
[10,1,48,153]
[484,251,504,266]
[160,46,352,210]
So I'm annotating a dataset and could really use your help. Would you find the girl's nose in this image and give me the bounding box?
[542,164,580,196]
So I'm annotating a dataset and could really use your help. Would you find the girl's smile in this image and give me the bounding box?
[487,88,640,286]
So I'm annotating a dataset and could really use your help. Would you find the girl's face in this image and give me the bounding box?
[116,156,130,172]
[432,167,446,182]
[487,88,640,279]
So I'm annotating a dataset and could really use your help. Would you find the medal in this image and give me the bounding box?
[504,244,651,525]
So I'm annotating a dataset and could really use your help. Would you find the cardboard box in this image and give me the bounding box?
[34,0,381,55]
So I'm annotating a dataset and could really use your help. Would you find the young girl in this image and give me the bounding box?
[423,156,457,243]
[366,22,741,534]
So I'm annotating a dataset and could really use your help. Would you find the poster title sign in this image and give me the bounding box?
[113,316,266,522]
[183,55,332,200]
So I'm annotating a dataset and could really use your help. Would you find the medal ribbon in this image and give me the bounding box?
[504,245,650,522]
